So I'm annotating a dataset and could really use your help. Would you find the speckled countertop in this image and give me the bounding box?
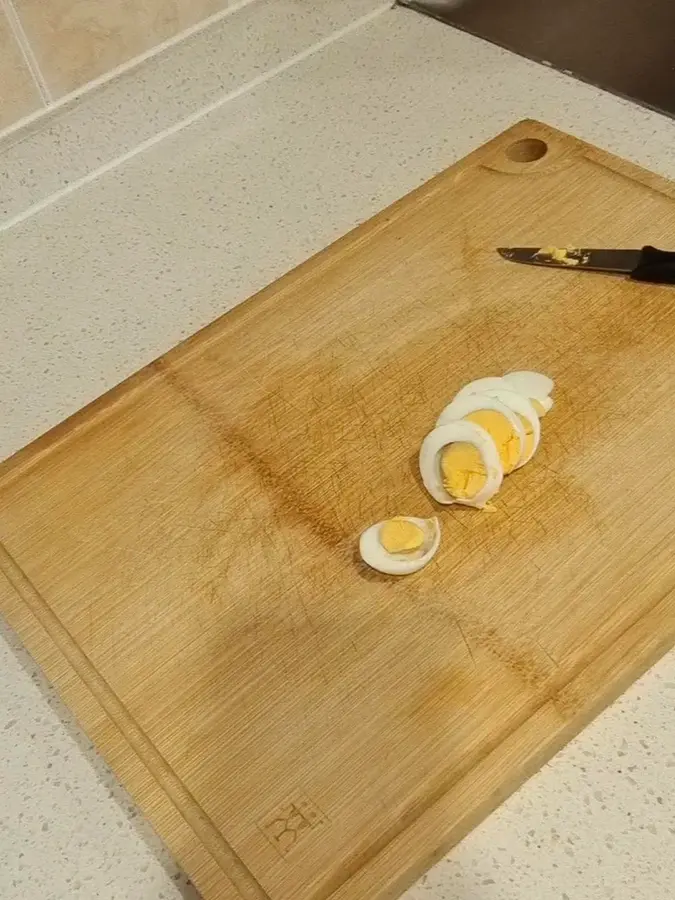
[1,3,675,898]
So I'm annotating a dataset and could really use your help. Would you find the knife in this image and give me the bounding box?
[498,245,675,285]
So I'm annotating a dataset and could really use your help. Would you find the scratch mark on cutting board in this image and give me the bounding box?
[454,618,477,669]
[537,642,560,670]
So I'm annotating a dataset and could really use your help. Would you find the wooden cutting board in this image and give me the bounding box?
[2,120,675,900]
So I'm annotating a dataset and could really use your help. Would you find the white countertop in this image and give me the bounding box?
[1,3,675,898]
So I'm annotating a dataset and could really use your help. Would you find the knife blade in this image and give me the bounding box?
[497,245,675,284]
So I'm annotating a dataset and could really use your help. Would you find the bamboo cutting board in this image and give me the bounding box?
[2,120,675,900]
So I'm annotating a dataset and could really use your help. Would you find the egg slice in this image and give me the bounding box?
[420,421,503,507]
[448,388,541,468]
[436,394,526,474]
[359,516,441,575]
[479,388,541,466]
[502,370,554,416]
[456,372,554,418]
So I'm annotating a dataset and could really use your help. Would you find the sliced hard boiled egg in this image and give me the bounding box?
[420,421,503,507]
[359,516,441,576]
[502,370,554,416]
[455,387,541,468]
[436,394,526,474]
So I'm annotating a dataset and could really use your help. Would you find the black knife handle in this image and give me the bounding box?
[630,246,675,284]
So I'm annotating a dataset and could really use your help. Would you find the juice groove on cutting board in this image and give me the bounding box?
[2,121,675,900]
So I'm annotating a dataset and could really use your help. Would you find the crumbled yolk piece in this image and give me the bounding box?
[464,409,521,474]
[380,518,425,554]
[537,246,579,266]
[530,398,546,417]
[516,413,535,459]
[440,443,488,500]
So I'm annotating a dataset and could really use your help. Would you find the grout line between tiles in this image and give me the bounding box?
[0,0,266,144]
[0,1,394,234]
[1,0,52,104]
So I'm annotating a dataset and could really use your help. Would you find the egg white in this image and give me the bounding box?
[454,376,509,399]
[455,372,554,418]
[503,370,554,414]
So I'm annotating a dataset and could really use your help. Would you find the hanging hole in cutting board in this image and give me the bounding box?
[505,138,548,163]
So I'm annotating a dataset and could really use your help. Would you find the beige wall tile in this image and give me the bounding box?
[13,0,231,98]
[0,8,42,128]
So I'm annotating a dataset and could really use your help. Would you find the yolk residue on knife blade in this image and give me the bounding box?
[537,246,580,266]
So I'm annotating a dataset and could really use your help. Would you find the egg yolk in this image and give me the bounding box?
[464,409,521,474]
[379,518,425,554]
[538,246,579,266]
[440,443,488,500]
[516,413,535,459]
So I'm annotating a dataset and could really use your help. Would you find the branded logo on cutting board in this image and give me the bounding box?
[259,795,327,857]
